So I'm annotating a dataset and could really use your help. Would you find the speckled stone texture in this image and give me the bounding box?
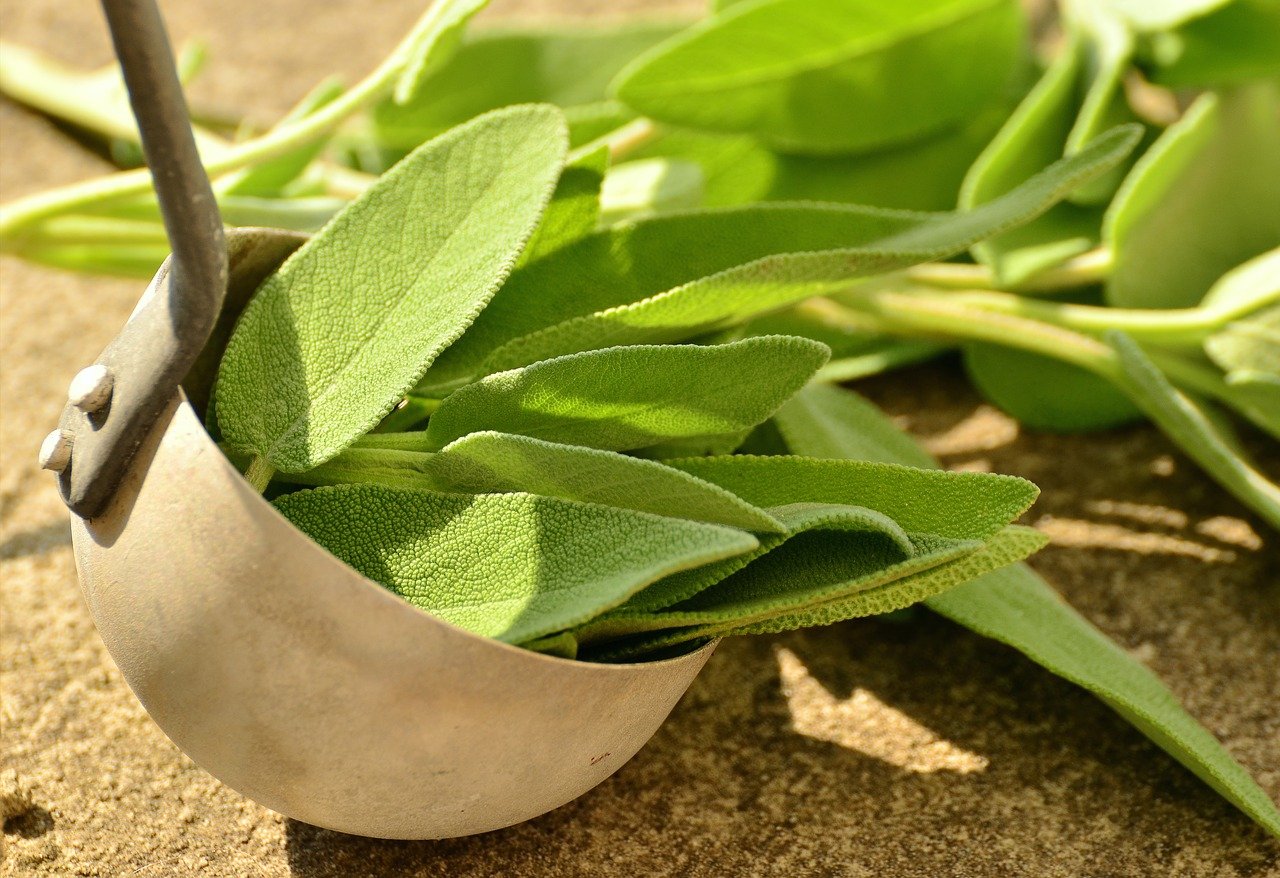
[1,1,1277,875]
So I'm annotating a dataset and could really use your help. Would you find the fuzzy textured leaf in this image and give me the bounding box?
[613,0,1024,154]
[424,336,830,452]
[301,431,785,533]
[274,484,757,644]
[609,501,924,615]
[215,105,567,472]
[777,381,1280,834]
[475,127,1140,373]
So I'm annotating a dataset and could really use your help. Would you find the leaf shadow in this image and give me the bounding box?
[281,618,1276,878]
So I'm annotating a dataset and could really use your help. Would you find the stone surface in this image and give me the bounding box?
[1,1,1277,875]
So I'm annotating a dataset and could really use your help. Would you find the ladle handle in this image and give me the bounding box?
[48,0,227,518]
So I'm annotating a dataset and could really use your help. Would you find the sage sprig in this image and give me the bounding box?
[10,0,1278,836]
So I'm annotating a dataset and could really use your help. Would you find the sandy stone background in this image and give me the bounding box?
[1,1,1278,875]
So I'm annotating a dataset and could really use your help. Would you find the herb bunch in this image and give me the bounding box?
[6,0,1278,835]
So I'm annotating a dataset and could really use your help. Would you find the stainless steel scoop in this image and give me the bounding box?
[41,0,716,839]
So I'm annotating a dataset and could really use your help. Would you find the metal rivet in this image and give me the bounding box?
[68,364,115,413]
[39,429,73,473]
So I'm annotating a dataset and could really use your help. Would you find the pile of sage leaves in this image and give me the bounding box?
[4,0,1277,836]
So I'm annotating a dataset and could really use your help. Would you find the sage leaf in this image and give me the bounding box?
[298,431,785,533]
[1144,0,1280,88]
[598,158,704,224]
[1104,84,1280,309]
[610,501,925,615]
[1205,304,1280,379]
[393,0,491,104]
[777,381,1280,834]
[423,336,830,452]
[581,524,972,646]
[1062,0,1141,205]
[1202,248,1280,380]
[613,0,1025,155]
[666,454,1038,542]
[960,38,1102,285]
[963,342,1143,432]
[215,104,568,474]
[1107,331,1280,529]
[373,21,683,156]
[631,93,1015,211]
[274,484,758,645]
[476,126,1141,373]
[591,526,1046,661]
[520,144,608,265]
[772,382,936,468]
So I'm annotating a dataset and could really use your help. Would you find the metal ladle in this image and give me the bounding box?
[40,0,715,839]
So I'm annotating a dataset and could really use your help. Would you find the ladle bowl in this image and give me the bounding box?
[69,228,717,839]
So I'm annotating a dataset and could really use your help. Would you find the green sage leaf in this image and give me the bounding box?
[1107,331,1280,529]
[631,94,1017,211]
[215,104,568,473]
[963,342,1143,432]
[476,126,1141,373]
[609,501,926,616]
[393,0,491,104]
[960,38,1101,285]
[300,431,785,533]
[520,144,608,265]
[274,484,757,644]
[930,564,1280,837]
[373,21,684,155]
[1144,0,1280,88]
[1104,84,1280,309]
[598,158,704,224]
[423,336,830,453]
[776,381,1280,835]
[591,526,1045,660]
[613,0,1025,155]
[581,525,973,646]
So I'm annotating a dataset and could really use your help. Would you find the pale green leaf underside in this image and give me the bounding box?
[274,484,757,645]
[665,454,1039,542]
[215,104,568,472]
[424,336,830,452]
[776,381,1280,835]
[300,431,785,533]
[612,0,1023,155]
[1104,84,1280,309]
[479,126,1141,373]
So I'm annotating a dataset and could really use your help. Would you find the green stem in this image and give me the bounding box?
[0,3,441,237]
[243,456,276,493]
[934,288,1239,344]
[835,291,1124,378]
[905,246,1113,293]
[814,341,950,383]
